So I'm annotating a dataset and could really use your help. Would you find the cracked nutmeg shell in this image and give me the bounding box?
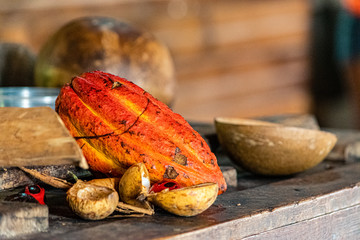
[118,163,152,210]
[147,182,218,217]
[55,71,227,194]
[66,180,119,220]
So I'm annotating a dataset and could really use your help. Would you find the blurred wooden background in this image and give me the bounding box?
[0,0,311,122]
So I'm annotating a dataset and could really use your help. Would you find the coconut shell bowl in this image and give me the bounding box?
[215,117,337,176]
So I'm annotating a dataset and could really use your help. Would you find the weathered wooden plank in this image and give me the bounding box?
[167,164,360,240]
[149,0,309,54]
[0,0,309,53]
[0,165,91,191]
[174,60,308,107]
[175,34,307,80]
[174,83,311,122]
[13,162,360,240]
[0,201,48,239]
[0,107,87,169]
[244,204,360,240]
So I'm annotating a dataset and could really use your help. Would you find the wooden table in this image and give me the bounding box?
[1,157,359,240]
[1,121,360,239]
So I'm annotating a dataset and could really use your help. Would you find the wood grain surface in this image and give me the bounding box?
[0,160,357,240]
[0,107,88,169]
[0,201,48,239]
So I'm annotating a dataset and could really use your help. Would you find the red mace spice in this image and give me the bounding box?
[25,185,46,205]
[149,181,182,193]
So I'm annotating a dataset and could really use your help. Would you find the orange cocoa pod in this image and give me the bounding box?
[55,71,226,194]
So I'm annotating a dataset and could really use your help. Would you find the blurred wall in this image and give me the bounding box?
[309,0,360,129]
[0,0,311,122]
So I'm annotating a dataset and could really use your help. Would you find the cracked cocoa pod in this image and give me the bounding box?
[55,71,227,194]
[35,16,175,106]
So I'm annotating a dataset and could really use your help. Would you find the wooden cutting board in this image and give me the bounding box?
[0,107,88,169]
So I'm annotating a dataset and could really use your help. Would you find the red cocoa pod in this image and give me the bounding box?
[55,71,226,194]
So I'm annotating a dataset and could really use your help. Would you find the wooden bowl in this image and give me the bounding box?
[215,117,337,176]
